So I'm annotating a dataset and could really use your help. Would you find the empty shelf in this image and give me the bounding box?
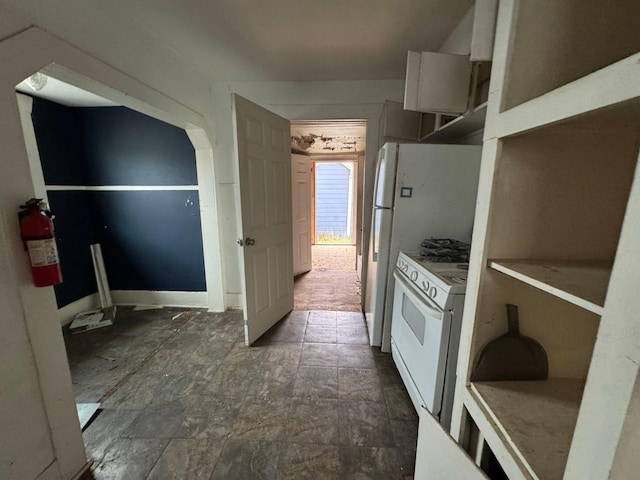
[488,260,612,315]
[469,378,585,480]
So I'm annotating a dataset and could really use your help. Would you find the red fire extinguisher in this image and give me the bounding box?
[19,198,63,287]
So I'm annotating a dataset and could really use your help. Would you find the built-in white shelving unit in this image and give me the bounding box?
[420,102,487,143]
[487,260,611,315]
[429,1,640,479]
[468,379,584,480]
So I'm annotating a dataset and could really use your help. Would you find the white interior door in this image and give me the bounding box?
[291,153,312,276]
[232,94,293,345]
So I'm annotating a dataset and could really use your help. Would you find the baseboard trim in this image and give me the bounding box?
[225,292,243,309]
[58,291,212,325]
[58,294,99,326]
[110,290,208,308]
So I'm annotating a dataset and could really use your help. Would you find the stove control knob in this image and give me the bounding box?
[410,271,418,281]
[401,264,408,273]
[429,287,437,299]
[421,280,430,292]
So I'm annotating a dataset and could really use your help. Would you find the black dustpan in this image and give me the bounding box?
[471,304,548,382]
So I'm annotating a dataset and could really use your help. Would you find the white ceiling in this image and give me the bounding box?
[11,1,473,107]
[9,0,472,84]
[123,0,473,81]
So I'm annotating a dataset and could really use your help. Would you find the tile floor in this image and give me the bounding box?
[67,307,418,480]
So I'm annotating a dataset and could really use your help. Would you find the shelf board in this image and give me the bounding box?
[488,260,612,315]
[494,52,640,139]
[420,102,487,143]
[469,379,585,480]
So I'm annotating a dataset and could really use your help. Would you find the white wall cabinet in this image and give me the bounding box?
[470,0,498,61]
[404,51,472,115]
[440,1,640,479]
[415,61,490,144]
[379,100,421,143]
[403,0,497,144]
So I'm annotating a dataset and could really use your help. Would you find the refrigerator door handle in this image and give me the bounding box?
[371,206,391,262]
[371,207,379,262]
[372,148,385,206]
[373,143,398,208]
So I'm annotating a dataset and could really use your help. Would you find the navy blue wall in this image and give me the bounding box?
[47,190,97,307]
[31,96,86,185]
[76,107,197,186]
[31,98,205,308]
[91,191,205,291]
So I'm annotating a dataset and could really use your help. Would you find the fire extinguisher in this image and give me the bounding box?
[18,198,63,287]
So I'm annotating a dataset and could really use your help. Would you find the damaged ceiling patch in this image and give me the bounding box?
[291,120,366,153]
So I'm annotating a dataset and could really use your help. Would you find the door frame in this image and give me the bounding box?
[311,154,359,246]
[310,160,316,244]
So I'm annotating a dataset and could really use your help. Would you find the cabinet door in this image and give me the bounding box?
[404,51,472,114]
[470,0,499,61]
[380,100,420,141]
[414,406,488,479]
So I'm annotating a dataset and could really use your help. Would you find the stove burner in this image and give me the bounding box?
[420,238,470,263]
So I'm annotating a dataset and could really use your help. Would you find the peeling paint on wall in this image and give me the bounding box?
[290,120,366,153]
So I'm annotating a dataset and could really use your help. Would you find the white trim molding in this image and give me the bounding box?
[225,292,243,309]
[57,294,99,326]
[110,290,209,308]
[45,185,199,191]
[56,290,213,325]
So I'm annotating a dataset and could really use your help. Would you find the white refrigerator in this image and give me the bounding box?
[364,142,482,352]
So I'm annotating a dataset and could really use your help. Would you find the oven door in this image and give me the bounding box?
[391,269,452,417]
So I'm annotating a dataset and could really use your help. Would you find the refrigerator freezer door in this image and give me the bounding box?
[373,143,398,208]
[364,205,394,346]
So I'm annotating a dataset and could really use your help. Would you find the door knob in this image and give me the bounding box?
[245,237,255,246]
[237,238,244,246]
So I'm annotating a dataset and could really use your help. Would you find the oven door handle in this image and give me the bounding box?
[394,270,443,319]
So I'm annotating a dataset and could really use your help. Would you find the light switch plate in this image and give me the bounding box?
[400,187,413,198]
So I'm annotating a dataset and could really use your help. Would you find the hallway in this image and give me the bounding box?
[294,245,361,312]
[69,307,418,479]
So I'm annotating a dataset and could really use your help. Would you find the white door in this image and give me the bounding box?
[232,94,293,345]
[291,154,312,276]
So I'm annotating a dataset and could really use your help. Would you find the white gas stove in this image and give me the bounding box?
[397,251,469,299]
[390,251,470,430]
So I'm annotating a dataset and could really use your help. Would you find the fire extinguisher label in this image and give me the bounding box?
[26,238,59,266]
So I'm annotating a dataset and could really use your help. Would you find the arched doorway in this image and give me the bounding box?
[0,27,222,480]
